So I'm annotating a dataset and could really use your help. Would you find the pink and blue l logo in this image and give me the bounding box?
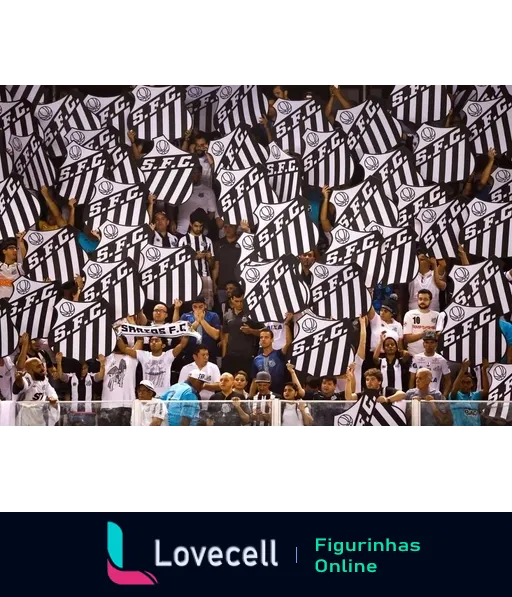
[107,522,158,586]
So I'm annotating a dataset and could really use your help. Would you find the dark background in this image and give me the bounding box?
[0,512,503,596]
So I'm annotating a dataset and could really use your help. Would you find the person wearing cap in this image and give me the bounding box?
[161,369,206,426]
[174,164,217,236]
[409,331,451,397]
[175,296,221,364]
[131,380,168,427]
[0,233,26,300]
[250,371,279,426]
[368,294,404,354]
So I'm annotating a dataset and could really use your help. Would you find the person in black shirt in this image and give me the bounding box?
[298,250,316,287]
[209,373,251,426]
[213,225,241,302]
[149,211,179,247]
[308,373,346,426]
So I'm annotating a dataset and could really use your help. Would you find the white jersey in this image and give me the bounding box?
[101,354,138,409]
[0,262,24,300]
[265,322,285,351]
[199,155,213,188]
[282,402,311,426]
[410,352,451,392]
[0,356,15,401]
[179,361,221,403]
[370,314,404,351]
[403,309,439,356]
[408,270,444,312]
[16,373,59,426]
[131,398,168,426]
[136,350,175,396]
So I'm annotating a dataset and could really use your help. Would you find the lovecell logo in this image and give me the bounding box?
[107,522,158,586]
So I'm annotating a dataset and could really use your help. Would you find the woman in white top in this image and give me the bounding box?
[281,382,313,427]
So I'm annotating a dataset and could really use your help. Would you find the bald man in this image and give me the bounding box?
[13,358,60,426]
[209,373,251,426]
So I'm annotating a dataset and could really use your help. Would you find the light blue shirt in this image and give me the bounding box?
[160,382,200,426]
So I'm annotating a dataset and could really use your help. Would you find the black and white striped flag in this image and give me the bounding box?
[24,227,87,283]
[214,86,268,135]
[0,304,19,358]
[138,244,202,304]
[82,178,149,230]
[290,310,354,378]
[128,86,191,142]
[35,95,100,158]
[415,198,469,259]
[5,277,59,340]
[389,86,451,126]
[0,129,13,181]
[489,168,512,202]
[396,183,447,227]
[217,165,279,228]
[472,86,505,101]
[414,125,475,183]
[237,256,311,322]
[9,132,56,191]
[366,222,419,285]
[81,258,145,320]
[334,392,407,426]
[106,145,145,185]
[236,232,259,270]
[209,124,269,173]
[0,99,36,136]
[84,93,133,146]
[139,136,196,205]
[330,176,398,230]
[463,198,512,258]
[360,147,423,198]
[265,142,301,202]
[62,126,120,151]
[185,86,220,133]
[56,143,108,203]
[438,303,506,366]
[449,258,512,316]
[486,364,512,421]
[273,98,332,154]
[335,98,402,159]
[5,85,45,105]
[48,298,117,362]
[302,128,355,187]
[324,225,384,289]
[94,220,150,263]
[253,198,320,260]
[0,175,41,239]
[463,95,512,156]
[310,262,371,320]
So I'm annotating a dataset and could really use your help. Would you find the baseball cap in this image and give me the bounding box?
[424,331,438,341]
[1,237,17,251]
[188,369,207,383]
[255,371,272,384]
[139,380,157,396]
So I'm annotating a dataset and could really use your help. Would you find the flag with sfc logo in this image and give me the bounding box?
[214,85,268,135]
[3,277,59,340]
[236,232,259,270]
[273,98,333,154]
[415,198,469,259]
[0,130,13,180]
[463,198,512,258]
[449,258,512,316]
[80,258,145,320]
[106,145,145,185]
[489,168,512,202]
[301,128,355,187]
[414,124,475,183]
[93,220,150,263]
[366,222,419,285]
[438,303,506,366]
[309,262,371,320]
[139,136,196,205]
[61,126,119,151]
[334,391,407,426]
[217,165,279,228]
[324,225,384,289]
[56,143,108,203]
[237,256,311,322]
[8,132,56,191]
[128,85,191,142]
[330,176,398,230]
[389,85,451,127]
[83,93,133,145]
[335,98,402,159]
[208,124,269,173]
[0,175,41,239]
[463,94,512,155]
[360,147,424,198]
[185,86,220,133]
[486,364,512,421]
[48,298,117,363]
[265,142,301,202]
[0,99,36,137]
[83,178,149,230]
[396,183,448,227]
[24,227,87,283]
[5,85,44,105]
[253,198,319,260]
[35,95,100,158]
[0,305,19,358]
[290,310,354,378]
[138,244,202,305]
